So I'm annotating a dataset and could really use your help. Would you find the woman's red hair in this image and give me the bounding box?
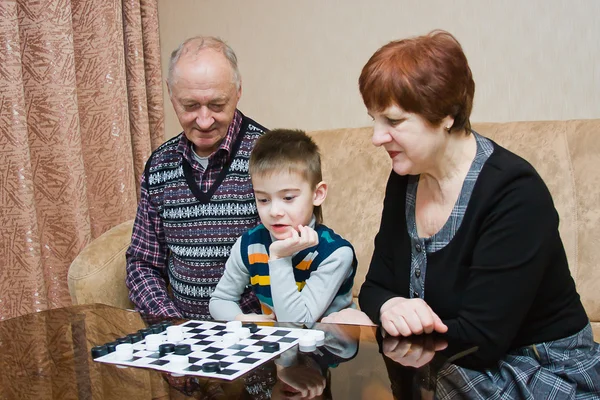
[359,30,475,133]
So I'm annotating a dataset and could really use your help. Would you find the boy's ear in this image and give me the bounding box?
[313,181,328,206]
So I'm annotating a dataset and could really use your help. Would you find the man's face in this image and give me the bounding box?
[168,49,241,157]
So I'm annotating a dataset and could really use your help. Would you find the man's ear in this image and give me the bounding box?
[313,181,328,206]
[236,80,242,102]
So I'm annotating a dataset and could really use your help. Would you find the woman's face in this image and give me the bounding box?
[369,104,449,176]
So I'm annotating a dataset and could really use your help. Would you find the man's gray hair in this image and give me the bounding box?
[167,36,241,90]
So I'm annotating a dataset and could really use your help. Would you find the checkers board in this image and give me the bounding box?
[92,320,306,380]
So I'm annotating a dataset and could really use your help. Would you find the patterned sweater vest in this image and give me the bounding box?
[240,224,357,315]
[146,115,266,319]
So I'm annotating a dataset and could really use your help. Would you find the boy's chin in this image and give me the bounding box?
[270,231,293,241]
[267,227,294,240]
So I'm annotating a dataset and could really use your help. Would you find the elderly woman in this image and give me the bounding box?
[324,30,600,396]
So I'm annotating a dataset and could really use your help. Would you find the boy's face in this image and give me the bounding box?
[252,170,327,241]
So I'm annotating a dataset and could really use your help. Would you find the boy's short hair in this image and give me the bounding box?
[249,129,324,225]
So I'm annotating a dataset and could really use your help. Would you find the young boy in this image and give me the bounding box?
[209,129,357,323]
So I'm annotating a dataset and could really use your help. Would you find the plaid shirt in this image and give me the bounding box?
[179,111,242,193]
[126,110,260,318]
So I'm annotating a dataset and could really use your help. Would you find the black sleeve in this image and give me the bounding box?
[442,169,559,363]
[359,172,409,324]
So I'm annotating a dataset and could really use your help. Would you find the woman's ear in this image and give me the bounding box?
[442,115,455,132]
[313,181,328,206]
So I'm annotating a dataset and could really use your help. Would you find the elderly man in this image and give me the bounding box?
[126,37,266,319]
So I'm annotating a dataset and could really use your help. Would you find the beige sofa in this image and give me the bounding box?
[68,120,600,341]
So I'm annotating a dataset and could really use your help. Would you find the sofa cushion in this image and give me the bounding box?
[67,219,135,309]
[309,127,389,300]
[477,120,600,334]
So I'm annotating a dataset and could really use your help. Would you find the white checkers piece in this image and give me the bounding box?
[221,333,238,347]
[298,335,317,352]
[225,321,242,332]
[236,327,251,340]
[306,329,325,346]
[115,343,134,361]
[169,354,189,377]
[145,334,163,351]
[166,325,184,343]
[170,354,189,368]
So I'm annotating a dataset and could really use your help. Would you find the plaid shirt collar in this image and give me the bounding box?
[177,109,243,168]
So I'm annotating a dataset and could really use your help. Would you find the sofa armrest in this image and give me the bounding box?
[68,219,135,309]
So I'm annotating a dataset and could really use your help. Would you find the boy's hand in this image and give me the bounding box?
[269,225,319,260]
[321,308,376,326]
[275,359,326,399]
[234,313,276,322]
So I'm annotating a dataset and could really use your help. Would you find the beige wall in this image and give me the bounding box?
[158,0,600,137]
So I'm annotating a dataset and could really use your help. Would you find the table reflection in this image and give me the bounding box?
[1,303,495,400]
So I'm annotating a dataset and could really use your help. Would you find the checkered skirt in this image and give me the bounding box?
[435,323,600,399]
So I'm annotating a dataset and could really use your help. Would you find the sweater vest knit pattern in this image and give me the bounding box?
[240,224,357,315]
[146,116,266,319]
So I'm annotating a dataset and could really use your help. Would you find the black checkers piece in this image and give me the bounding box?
[116,336,132,344]
[262,342,280,353]
[242,323,259,333]
[138,328,152,337]
[91,345,108,359]
[201,362,220,373]
[127,333,143,343]
[149,324,163,334]
[160,321,172,330]
[173,344,192,355]
[105,342,118,353]
[159,343,175,356]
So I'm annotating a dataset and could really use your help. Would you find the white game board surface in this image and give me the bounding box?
[92,320,307,381]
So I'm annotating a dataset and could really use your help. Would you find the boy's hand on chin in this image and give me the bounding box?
[269,225,319,260]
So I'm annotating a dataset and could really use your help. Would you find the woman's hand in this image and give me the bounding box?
[321,308,376,326]
[269,225,319,260]
[234,312,276,322]
[380,297,448,336]
[382,334,448,368]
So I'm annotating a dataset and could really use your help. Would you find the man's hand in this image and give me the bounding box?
[380,297,448,337]
[234,312,276,322]
[269,225,319,260]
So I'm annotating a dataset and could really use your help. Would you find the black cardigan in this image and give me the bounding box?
[359,142,588,364]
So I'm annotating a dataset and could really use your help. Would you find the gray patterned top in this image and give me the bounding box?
[406,132,494,299]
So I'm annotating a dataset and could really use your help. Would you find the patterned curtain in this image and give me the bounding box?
[0,0,164,320]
